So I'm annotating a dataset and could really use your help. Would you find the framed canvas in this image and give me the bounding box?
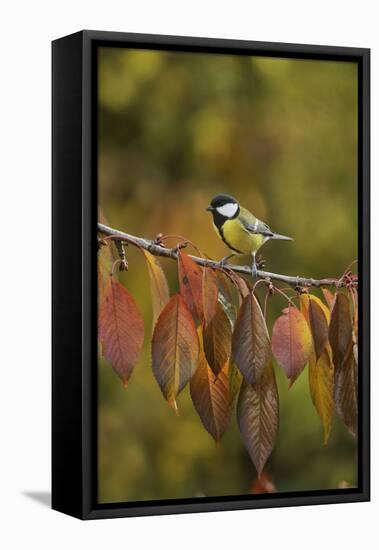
[52,30,370,520]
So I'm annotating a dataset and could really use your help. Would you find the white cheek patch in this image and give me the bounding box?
[216,203,238,218]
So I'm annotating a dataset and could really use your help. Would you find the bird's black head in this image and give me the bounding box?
[206,194,240,222]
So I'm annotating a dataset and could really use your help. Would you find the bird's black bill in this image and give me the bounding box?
[206,206,213,212]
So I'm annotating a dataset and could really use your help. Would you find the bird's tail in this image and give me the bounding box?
[271,233,293,241]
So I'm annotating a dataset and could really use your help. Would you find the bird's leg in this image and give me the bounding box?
[256,254,266,270]
[217,253,235,267]
[251,252,258,278]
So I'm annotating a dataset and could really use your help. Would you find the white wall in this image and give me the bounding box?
[0,1,376,548]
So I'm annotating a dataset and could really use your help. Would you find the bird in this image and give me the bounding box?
[206,193,293,276]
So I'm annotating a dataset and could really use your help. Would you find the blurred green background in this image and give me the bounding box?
[97,47,358,504]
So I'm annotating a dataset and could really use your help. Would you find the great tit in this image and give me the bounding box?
[206,194,293,276]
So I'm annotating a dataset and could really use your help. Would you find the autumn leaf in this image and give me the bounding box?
[272,305,313,384]
[143,250,170,326]
[250,472,276,494]
[322,288,335,309]
[202,266,218,325]
[309,347,334,445]
[190,351,231,441]
[214,270,238,323]
[334,341,358,437]
[234,275,251,305]
[308,297,329,360]
[228,359,243,406]
[300,294,334,444]
[232,292,271,384]
[237,364,279,476]
[98,241,114,308]
[178,251,203,324]
[329,292,352,371]
[98,277,144,386]
[203,302,232,376]
[152,294,199,411]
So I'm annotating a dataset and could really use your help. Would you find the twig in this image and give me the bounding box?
[98,222,357,289]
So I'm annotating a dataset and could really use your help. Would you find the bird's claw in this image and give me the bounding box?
[256,254,266,270]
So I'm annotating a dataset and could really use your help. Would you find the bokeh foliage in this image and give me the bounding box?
[98,47,358,503]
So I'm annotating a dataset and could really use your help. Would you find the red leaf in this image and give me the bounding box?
[178,251,203,323]
[250,472,276,494]
[152,294,199,411]
[99,277,144,386]
[272,305,313,384]
[232,292,271,384]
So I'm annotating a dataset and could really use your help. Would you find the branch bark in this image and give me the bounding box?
[98,222,357,289]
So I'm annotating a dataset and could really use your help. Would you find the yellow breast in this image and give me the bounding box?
[218,219,266,255]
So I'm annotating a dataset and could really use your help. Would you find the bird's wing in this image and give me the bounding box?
[239,207,274,238]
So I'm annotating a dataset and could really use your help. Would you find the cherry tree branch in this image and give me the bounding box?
[98,222,357,289]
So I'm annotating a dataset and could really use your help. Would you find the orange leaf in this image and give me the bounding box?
[178,251,203,324]
[329,292,353,372]
[98,277,144,386]
[272,305,313,384]
[202,266,218,325]
[203,302,232,376]
[232,292,271,384]
[143,250,170,326]
[152,294,199,410]
[237,364,279,476]
[190,353,231,441]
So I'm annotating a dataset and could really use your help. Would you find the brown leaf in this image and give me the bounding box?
[272,305,313,384]
[232,292,271,384]
[228,359,243,406]
[143,250,170,326]
[322,288,335,309]
[329,292,352,371]
[234,275,251,304]
[202,266,218,325]
[309,347,335,445]
[178,251,203,324]
[152,294,199,410]
[99,277,144,386]
[203,302,232,376]
[334,341,358,437]
[190,352,231,441]
[237,364,279,476]
[308,297,329,360]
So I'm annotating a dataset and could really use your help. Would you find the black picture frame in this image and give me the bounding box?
[52,30,370,520]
